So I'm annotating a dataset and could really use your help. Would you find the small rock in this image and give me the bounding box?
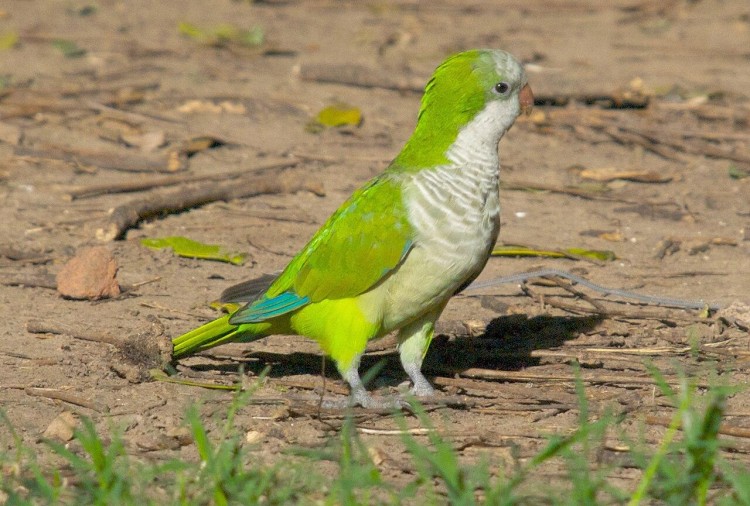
[56,246,120,300]
[245,430,263,445]
[43,411,79,442]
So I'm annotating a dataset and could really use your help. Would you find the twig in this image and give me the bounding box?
[536,106,749,164]
[519,282,709,322]
[602,125,691,162]
[127,276,162,290]
[0,246,53,264]
[547,275,607,312]
[534,92,650,109]
[297,63,423,93]
[500,180,619,202]
[25,320,121,346]
[21,387,107,412]
[15,146,182,173]
[445,367,710,388]
[96,165,324,241]
[467,268,721,310]
[646,415,750,439]
[83,100,180,125]
[63,159,300,200]
[0,273,57,290]
[357,427,431,436]
[613,124,750,165]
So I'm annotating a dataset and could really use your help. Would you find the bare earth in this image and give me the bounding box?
[1,0,749,495]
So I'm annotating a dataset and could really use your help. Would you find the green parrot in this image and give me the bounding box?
[172,49,534,408]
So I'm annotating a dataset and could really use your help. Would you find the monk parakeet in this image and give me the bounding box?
[172,49,533,408]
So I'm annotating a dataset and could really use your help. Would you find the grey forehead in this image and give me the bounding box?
[487,50,526,83]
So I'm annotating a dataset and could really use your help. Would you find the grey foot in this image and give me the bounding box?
[410,379,435,397]
[402,361,436,398]
[320,391,409,410]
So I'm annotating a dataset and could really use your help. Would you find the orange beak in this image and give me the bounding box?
[519,84,534,115]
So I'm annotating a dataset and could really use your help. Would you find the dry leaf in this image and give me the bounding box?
[315,104,362,127]
[176,99,246,114]
[181,135,226,156]
[579,167,672,183]
[121,130,166,152]
[598,231,625,242]
[166,150,187,171]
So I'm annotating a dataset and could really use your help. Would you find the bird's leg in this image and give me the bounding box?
[340,356,374,407]
[324,354,405,409]
[397,309,442,397]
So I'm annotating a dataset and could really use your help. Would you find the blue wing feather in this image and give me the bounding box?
[229,292,310,324]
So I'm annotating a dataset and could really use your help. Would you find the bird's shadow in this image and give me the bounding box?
[187,314,602,386]
[422,313,602,373]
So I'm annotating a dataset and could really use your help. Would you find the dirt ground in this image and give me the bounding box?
[1,0,749,495]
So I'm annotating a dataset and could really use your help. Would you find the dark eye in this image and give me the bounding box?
[494,82,510,95]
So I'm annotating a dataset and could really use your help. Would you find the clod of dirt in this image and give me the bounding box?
[42,411,79,442]
[130,432,185,452]
[113,316,173,382]
[56,246,120,300]
[717,301,750,330]
[166,426,194,447]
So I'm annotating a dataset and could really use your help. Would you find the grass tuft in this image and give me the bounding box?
[1,364,749,504]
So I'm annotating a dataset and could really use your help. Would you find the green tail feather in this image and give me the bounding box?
[172,315,258,359]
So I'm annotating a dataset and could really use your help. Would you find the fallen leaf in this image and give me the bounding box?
[315,104,362,128]
[728,165,750,180]
[209,300,241,313]
[52,39,86,58]
[0,31,19,50]
[599,231,624,242]
[140,236,247,265]
[178,21,264,48]
[492,245,616,261]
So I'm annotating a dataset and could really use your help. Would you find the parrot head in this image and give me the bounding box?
[395,49,533,168]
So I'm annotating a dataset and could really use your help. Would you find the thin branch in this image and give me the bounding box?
[96,165,325,241]
[26,320,121,346]
[63,159,300,200]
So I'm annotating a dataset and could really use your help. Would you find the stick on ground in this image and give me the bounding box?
[96,164,324,241]
[65,159,300,200]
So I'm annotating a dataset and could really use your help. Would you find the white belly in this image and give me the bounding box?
[359,165,500,332]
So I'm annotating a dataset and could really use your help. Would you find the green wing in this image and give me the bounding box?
[230,174,413,324]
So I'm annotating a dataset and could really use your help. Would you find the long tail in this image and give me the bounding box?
[172,315,262,359]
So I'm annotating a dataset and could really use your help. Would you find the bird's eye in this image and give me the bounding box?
[494,82,510,95]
